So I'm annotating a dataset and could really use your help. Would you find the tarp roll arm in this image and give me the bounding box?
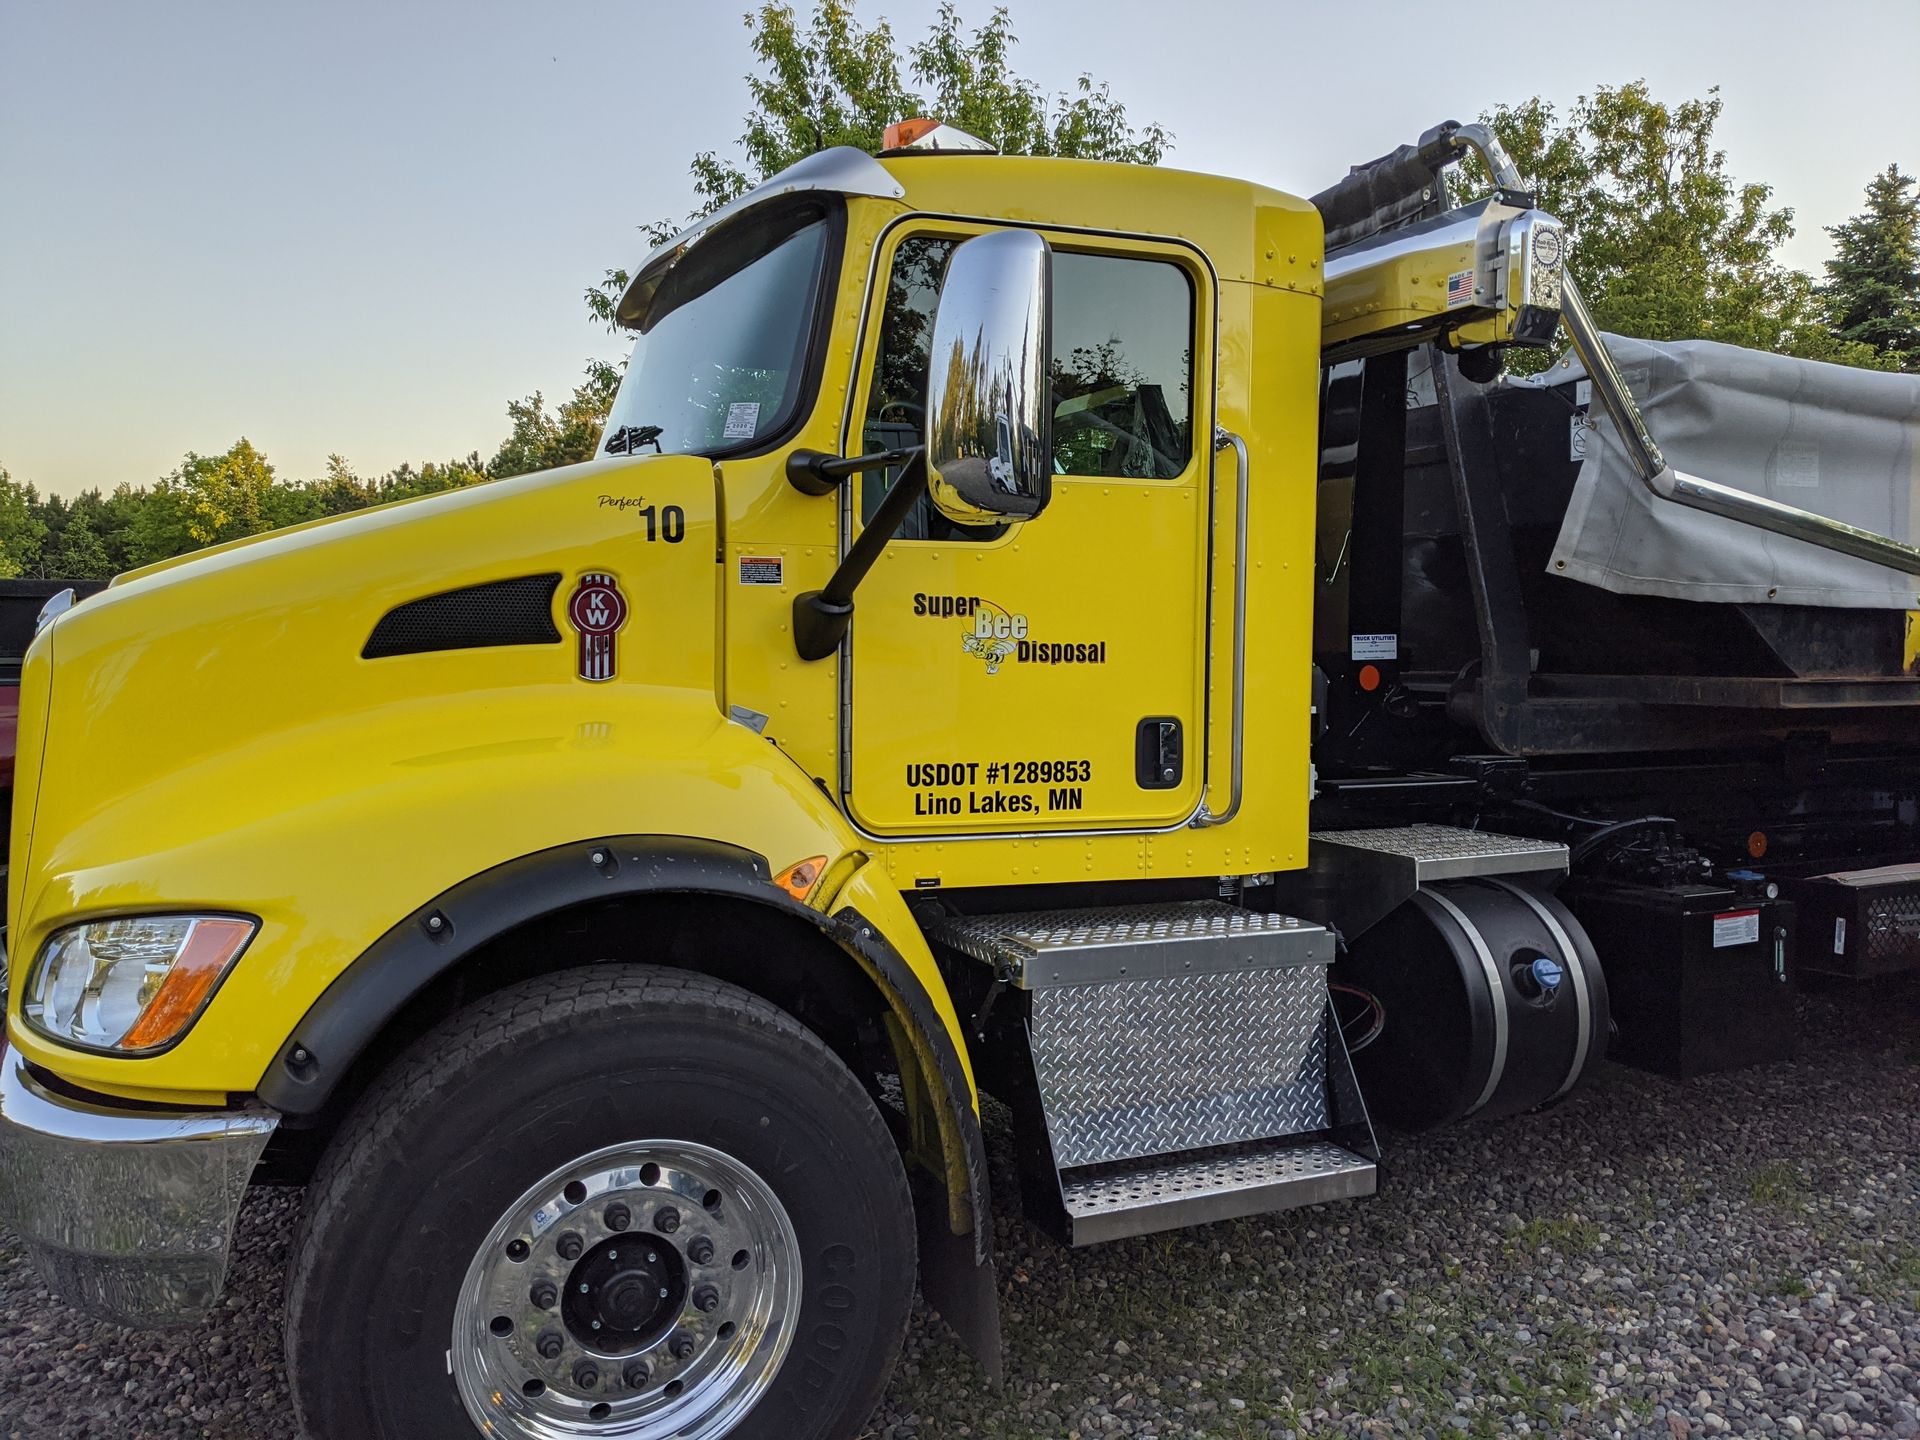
[1446,123,1920,580]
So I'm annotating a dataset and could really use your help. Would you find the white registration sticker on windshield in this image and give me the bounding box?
[723,402,761,440]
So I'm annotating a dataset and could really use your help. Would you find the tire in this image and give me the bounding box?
[286,966,916,1440]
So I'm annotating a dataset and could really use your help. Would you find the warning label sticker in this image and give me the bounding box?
[738,555,784,586]
[1712,909,1761,949]
[723,401,761,440]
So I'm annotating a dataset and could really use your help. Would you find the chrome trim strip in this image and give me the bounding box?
[1417,888,1507,1116]
[1191,427,1247,828]
[1484,877,1592,1100]
[828,210,1227,847]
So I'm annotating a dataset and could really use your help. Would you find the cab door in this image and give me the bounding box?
[842,223,1214,837]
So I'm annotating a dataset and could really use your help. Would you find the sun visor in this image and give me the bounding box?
[616,147,905,330]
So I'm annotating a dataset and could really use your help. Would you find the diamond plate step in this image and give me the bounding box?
[930,901,1327,989]
[1060,1138,1376,1245]
[928,902,1335,1168]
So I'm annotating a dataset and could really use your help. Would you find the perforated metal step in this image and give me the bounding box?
[1301,824,1568,938]
[1060,1138,1376,1245]
[1314,824,1566,880]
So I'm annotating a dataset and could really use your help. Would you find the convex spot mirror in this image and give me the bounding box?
[924,229,1053,526]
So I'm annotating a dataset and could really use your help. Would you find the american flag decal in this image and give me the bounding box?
[567,572,629,681]
[1446,268,1476,308]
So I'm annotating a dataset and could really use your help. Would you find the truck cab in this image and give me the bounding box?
[2,121,1914,1440]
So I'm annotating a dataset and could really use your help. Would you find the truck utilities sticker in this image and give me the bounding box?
[913,593,1107,676]
[1351,633,1397,661]
[738,555,783,586]
[1445,269,1475,307]
[906,758,1093,817]
[1712,909,1761,948]
[722,401,760,439]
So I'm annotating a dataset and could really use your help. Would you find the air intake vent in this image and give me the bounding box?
[363,574,563,659]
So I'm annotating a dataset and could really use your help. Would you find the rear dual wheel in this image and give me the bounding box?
[287,967,916,1440]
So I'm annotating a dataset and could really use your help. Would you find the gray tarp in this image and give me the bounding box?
[1538,334,1920,608]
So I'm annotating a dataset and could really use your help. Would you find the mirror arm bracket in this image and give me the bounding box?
[785,445,920,497]
[792,448,927,660]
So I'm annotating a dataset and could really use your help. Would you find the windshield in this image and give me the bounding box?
[602,204,837,459]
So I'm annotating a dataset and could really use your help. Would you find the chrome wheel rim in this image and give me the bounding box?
[452,1139,801,1438]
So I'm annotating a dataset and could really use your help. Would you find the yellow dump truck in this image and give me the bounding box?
[3,119,1917,1440]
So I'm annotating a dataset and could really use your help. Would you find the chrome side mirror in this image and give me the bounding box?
[924,229,1053,526]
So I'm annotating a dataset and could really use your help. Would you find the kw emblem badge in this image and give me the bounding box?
[568,572,628,681]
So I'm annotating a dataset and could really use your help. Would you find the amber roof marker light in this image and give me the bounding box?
[878,119,998,156]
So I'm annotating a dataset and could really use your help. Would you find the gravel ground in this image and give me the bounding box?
[3,976,1916,1440]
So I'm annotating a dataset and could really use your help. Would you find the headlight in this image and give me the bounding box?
[22,915,256,1054]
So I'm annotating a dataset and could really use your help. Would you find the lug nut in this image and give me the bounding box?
[687,1236,714,1265]
[530,1280,558,1309]
[693,1284,721,1313]
[623,1359,650,1388]
[572,1360,601,1390]
[653,1206,681,1235]
[536,1328,564,1360]
[669,1332,696,1361]
[556,1231,584,1261]
[604,1202,631,1232]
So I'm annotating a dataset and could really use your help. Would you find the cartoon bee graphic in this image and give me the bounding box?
[962,632,1016,674]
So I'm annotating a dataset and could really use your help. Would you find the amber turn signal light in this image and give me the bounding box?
[773,855,829,903]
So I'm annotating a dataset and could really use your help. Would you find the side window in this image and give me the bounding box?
[1051,251,1193,479]
[861,234,1196,539]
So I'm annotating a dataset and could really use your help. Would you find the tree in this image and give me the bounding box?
[0,469,49,579]
[1821,164,1920,369]
[487,364,623,479]
[1470,82,1880,366]
[586,1,1170,331]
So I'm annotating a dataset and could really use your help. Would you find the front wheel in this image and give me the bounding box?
[287,967,916,1440]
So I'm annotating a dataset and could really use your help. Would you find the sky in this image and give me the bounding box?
[2,0,1916,497]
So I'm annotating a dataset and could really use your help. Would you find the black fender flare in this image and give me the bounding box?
[255,835,1001,1371]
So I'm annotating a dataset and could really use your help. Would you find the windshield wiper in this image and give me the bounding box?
[605,424,664,456]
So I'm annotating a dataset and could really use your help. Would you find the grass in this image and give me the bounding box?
[1747,1160,1810,1211]
[1323,1293,1602,1439]
[1857,1242,1920,1307]
[1506,1214,1604,1257]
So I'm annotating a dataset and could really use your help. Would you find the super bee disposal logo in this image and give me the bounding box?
[963,601,1026,674]
[911,593,1107,675]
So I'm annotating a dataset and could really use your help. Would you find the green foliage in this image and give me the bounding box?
[1821,163,1920,369]
[1471,82,1885,369]
[0,440,494,583]
[0,469,50,579]
[586,0,1170,332]
[486,363,624,480]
